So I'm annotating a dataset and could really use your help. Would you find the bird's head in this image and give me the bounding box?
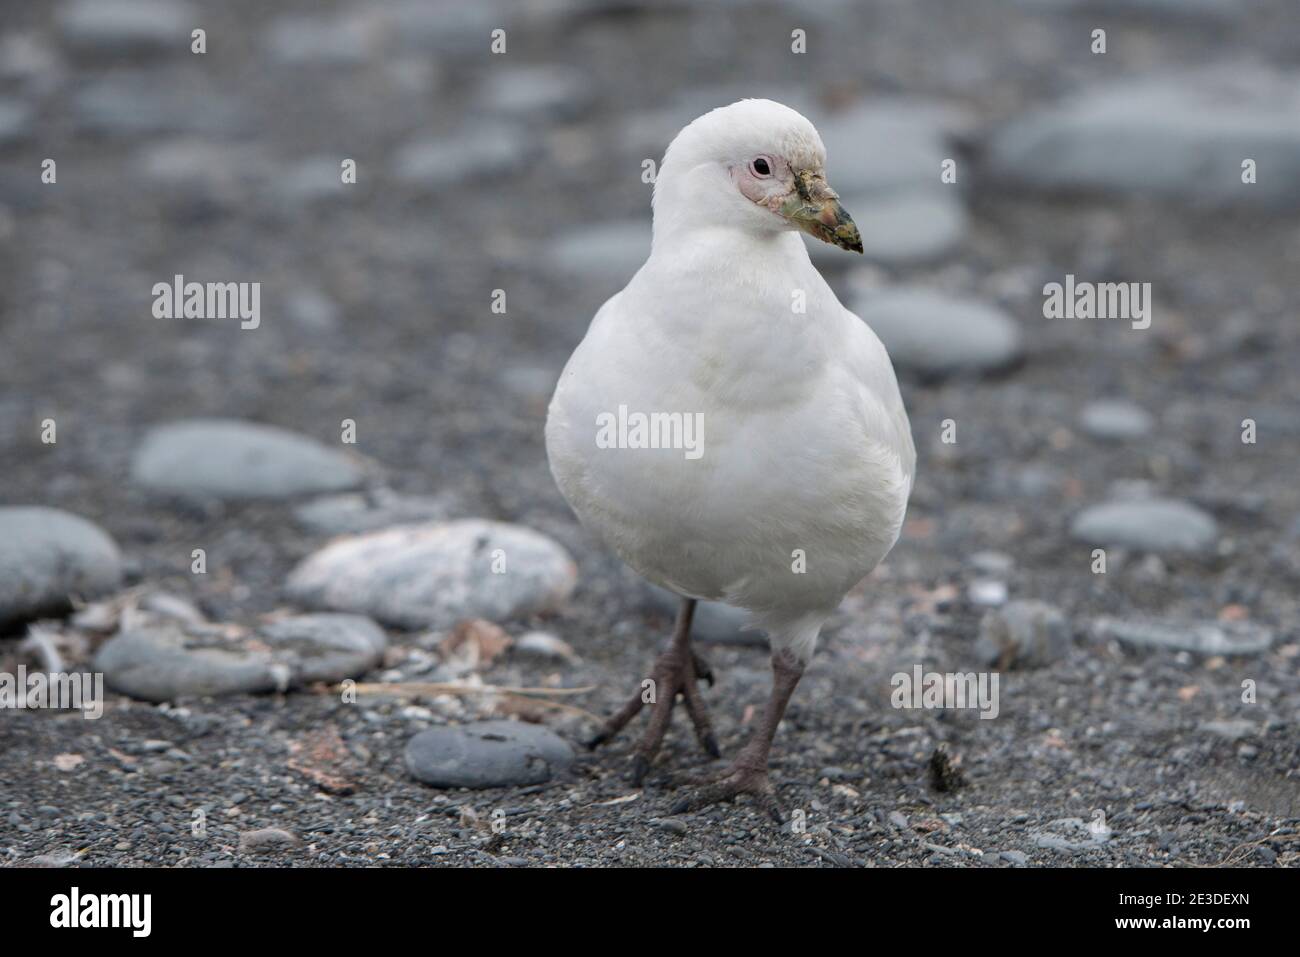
[653,98,862,254]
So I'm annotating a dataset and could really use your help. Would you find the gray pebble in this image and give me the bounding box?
[1079,400,1154,440]
[405,720,575,789]
[0,507,123,627]
[131,419,365,502]
[1070,498,1217,553]
[239,827,301,854]
[1094,617,1273,656]
[852,288,1023,378]
[987,64,1300,207]
[94,613,386,702]
[286,519,576,629]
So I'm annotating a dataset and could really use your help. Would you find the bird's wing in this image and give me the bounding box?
[839,299,917,494]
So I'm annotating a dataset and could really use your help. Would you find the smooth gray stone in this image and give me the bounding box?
[0,507,123,626]
[238,827,301,853]
[987,66,1300,207]
[852,288,1023,377]
[405,720,574,788]
[285,519,577,629]
[513,631,577,663]
[1033,833,1088,853]
[95,614,386,702]
[1199,719,1256,741]
[131,419,365,501]
[1078,399,1154,440]
[1094,617,1273,655]
[976,600,1071,668]
[96,624,289,701]
[1069,499,1217,552]
[969,550,1015,575]
[1030,817,1109,852]
[258,613,387,684]
[58,0,196,54]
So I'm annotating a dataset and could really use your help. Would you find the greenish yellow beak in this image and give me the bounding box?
[780,169,862,253]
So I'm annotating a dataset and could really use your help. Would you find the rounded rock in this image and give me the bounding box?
[987,65,1300,208]
[0,507,123,626]
[852,288,1023,378]
[285,519,577,629]
[1069,498,1217,552]
[131,419,366,502]
[94,614,386,702]
[405,720,574,789]
[95,623,288,702]
[1079,400,1154,440]
[257,614,387,685]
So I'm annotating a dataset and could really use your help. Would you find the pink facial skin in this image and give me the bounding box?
[731,154,794,213]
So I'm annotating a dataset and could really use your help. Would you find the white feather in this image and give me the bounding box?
[546,99,915,661]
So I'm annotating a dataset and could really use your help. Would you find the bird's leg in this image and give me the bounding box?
[585,597,721,785]
[670,647,805,823]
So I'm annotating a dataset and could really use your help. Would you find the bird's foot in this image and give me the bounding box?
[585,646,720,786]
[668,761,784,824]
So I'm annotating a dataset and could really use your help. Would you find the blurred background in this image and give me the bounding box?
[0,0,1297,867]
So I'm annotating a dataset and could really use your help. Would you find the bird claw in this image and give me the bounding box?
[586,642,720,784]
[669,766,784,824]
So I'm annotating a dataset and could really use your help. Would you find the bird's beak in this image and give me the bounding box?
[780,169,862,253]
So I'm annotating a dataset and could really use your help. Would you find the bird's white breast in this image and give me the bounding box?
[546,231,914,641]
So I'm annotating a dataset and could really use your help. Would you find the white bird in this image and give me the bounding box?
[546,99,916,819]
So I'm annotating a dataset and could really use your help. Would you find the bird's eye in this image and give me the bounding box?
[750,157,772,177]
